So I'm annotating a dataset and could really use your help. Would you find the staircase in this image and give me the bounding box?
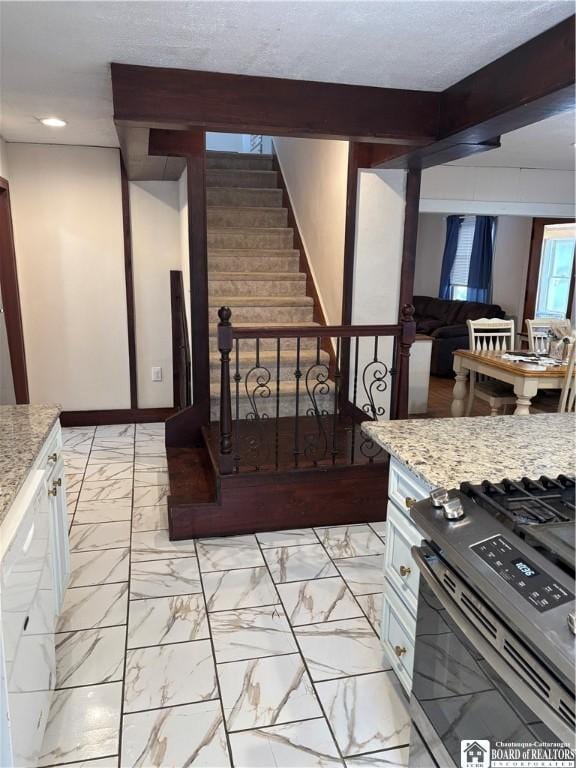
[206,150,332,419]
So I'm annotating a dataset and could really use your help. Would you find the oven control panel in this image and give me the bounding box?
[470,535,574,613]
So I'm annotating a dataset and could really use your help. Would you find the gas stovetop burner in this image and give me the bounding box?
[460,475,575,572]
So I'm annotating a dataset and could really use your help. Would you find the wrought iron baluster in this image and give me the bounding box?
[234,338,240,472]
[275,337,280,470]
[243,336,272,470]
[331,336,341,465]
[350,336,360,465]
[293,336,301,468]
[217,307,233,474]
[303,336,330,465]
[361,335,388,421]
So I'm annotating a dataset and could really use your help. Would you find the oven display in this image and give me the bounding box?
[511,558,538,578]
[470,535,574,613]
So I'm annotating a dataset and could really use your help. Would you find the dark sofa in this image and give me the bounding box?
[413,295,506,377]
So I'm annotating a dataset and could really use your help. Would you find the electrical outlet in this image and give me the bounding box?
[151,366,163,382]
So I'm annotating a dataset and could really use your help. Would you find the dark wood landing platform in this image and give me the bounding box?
[203,415,386,473]
[167,417,389,540]
[166,445,217,504]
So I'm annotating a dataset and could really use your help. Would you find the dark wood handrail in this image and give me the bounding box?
[231,323,403,339]
[170,270,192,410]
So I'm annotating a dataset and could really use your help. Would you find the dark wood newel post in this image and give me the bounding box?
[340,142,373,409]
[394,304,416,420]
[218,306,234,474]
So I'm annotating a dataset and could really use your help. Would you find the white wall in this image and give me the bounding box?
[352,169,407,419]
[413,213,445,298]
[7,144,130,410]
[414,212,533,323]
[177,169,193,399]
[130,181,181,408]
[0,137,8,179]
[421,166,574,217]
[273,137,349,325]
[492,217,533,324]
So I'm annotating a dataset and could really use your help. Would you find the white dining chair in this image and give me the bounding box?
[526,319,572,354]
[559,341,576,413]
[466,318,517,416]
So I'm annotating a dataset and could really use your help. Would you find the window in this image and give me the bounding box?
[535,224,575,319]
[449,216,476,300]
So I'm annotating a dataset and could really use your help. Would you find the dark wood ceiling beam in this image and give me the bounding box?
[440,15,575,141]
[148,128,204,157]
[113,15,574,178]
[372,15,575,169]
[112,63,440,145]
[370,138,502,170]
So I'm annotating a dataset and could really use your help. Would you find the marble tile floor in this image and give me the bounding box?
[39,422,410,768]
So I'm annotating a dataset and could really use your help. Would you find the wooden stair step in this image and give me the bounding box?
[208,228,293,249]
[209,249,300,273]
[208,271,306,281]
[207,206,288,228]
[209,295,313,307]
[209,323,323,353]
[209,379,335,420]
[207,169,278,188]
[209,272,307,298]
[209,347,331,382]
[206,152,274,171]
[207,186,283,207]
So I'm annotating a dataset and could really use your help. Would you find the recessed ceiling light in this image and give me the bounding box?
[39,117,67,128]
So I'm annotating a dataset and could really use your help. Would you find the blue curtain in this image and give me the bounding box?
[438,215,462,299]
[467,216,496,303]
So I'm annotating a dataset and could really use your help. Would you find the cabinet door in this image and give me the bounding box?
[381,579,416,694]
[46,457,70,610]
[388,457,429,516]
[1,470,56,767]
[384,502,422,617]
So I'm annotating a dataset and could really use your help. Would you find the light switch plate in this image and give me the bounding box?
[151,366,163,382]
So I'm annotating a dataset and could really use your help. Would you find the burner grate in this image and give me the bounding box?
[460,475,575,528]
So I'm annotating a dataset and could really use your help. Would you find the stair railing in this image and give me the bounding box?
[249,134,264,154]
[217,304,416,474]
[170,270,192,410]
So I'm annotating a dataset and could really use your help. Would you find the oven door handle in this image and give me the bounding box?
[411,544,575,749]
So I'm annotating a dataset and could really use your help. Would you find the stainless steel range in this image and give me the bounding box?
[408,474,575,768]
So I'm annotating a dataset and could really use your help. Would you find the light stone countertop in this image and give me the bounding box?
[362,413,576,490]
[0,405,61,525]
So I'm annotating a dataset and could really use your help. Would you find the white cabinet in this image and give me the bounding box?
[384,502,422,616]
[381,583,416,692]
[46,454,70,610]
[380,458,430,694]
[0,421,69,767]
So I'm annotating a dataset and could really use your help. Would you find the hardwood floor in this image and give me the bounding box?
[422,376,491,419]
[422,376,558,419]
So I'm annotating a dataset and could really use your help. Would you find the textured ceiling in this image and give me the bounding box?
[451,110,575,170]
[0,0,573,148]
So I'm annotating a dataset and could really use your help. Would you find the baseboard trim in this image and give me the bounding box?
[60,407,177,427]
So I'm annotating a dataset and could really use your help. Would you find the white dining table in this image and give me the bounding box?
[451,350,567,416]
